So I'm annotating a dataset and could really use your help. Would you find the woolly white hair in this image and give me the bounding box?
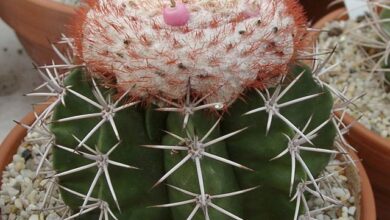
[79,0,305,104]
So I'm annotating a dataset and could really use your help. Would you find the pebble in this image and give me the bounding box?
[14,198,23,209]
[28,214,39,220]
[21,149,32,161]
[14,161,25,172]
[349,206,357,215]
[9,213,16,220]
[47,213,61,220]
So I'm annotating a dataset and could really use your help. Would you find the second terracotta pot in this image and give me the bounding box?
[0,0,76,65]
[314,8,390,220]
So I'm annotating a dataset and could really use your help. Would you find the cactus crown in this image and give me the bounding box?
[21,0,357,219]
[73,0,307,104]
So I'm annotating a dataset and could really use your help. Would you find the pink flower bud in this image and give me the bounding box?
[163,2,190,27]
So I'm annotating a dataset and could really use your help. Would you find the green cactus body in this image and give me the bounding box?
[221,66,336,219]
[380,8,390,35]
[49,64,335,219]
[51,70,171,219]
[162,111,242,220]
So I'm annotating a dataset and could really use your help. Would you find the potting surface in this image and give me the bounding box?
[0,19,43,142]
[318,18,390,138]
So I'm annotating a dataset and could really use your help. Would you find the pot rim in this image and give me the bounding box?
[0,106,376,219]
[348,146,377,220]
[312,8,390,151]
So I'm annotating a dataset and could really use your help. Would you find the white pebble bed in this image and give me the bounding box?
[0,127,357,220]
[0,129,69,220]
[301,160,357,220]
[318,19,390,138]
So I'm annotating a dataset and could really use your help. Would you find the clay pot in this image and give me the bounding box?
[0,105,377,219]
[314,8,390,220]
[299,0,342,23]
[0,0,76,65]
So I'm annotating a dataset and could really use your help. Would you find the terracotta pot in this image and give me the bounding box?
[0,0,76,65]
[299,0,342,23]
[314,8,390,220]
[0,106,377,219]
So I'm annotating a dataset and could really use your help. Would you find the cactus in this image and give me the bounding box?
[23,0,355,219]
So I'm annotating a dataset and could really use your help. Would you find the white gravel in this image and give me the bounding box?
[1,126,357,220]
[318,19,390,138]
[0,128,69,220]
[302,160,357,220]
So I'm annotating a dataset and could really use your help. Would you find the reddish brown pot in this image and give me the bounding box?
[0,106,377,219]
[314,8,390,220]
[0,0,76,65]
[299,0,342,23]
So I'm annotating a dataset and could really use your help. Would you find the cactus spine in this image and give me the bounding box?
[23,0,356,219]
